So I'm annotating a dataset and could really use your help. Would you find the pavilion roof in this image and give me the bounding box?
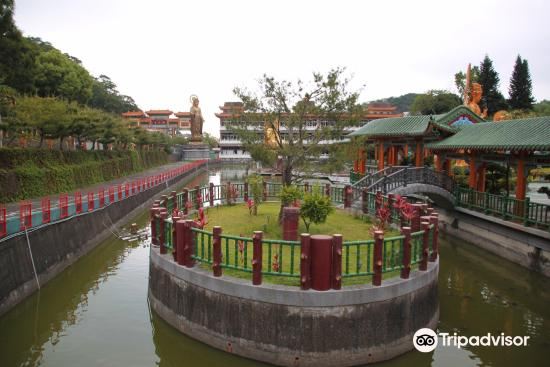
[348,105,484,138]
[426,116,550,151]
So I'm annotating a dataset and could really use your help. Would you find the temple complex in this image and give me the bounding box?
[121,109,191,136]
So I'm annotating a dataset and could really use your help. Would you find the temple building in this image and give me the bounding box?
[121,110,191,137]
[216,101,403,160]
[349,105,550,205]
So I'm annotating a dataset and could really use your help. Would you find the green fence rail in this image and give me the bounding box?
[455,186,550,230]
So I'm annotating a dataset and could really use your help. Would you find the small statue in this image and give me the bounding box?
[467,83,488,118]
[189,95,204,142]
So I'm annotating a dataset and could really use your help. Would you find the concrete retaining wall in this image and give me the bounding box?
[0,163,210,316]
[148,247,439,367]
[437,207,550,277]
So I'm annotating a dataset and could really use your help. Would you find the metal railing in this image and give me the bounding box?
[455,186,550,230]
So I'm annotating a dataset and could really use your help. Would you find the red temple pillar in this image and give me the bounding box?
[377,140,385,171]
[415,140,424,167]
[444,159,452,176]
[434,154,443,172]
[476,163,487,192]
[468,154,477,189]
[515,156,526,200]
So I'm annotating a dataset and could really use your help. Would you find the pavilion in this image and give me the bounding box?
[349,106,550,201]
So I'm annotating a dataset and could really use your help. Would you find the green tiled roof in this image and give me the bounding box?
[348,105,485,138]
[348,115,432,137]
[426,117,550,151]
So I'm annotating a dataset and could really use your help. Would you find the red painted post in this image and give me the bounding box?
[109,187,115,204]
[373,231,383,286]
[344,185,352,208]
[400,227,412,279]
[172,216,180,261]
[209,183,214,206]
[262,181,267,201]
[194,185,200,209]
[60,194,68,219]
[125,183,130,198]
[212,226,222,276]
[176,220,186,265]
[98,189,105,207]
[420,221,430,271]
[183,188,189,215]
[332,234,343,290]
[75,192,82,214]
[310,235,333,291]
[252,231,263,285]
[325,183,331,197]
[118,185,123,201]
[429,213,439,262]
[159,210,167,254]
[411,204,423,232]
[300,233,311,290]
[183,220,196,267]
[244,182,249,202]
[19,202,32,230]
[41,197,51,224]
[282,207,300,241]
[0,207,6,238]
[88,192,94,211]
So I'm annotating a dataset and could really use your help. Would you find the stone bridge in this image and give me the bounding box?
[351,166,456,205]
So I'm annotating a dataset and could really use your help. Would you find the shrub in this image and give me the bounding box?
[299,186,333,232]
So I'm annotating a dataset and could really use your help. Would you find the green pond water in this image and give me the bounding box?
[1,167,549,367]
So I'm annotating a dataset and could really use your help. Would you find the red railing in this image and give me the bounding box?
[60,194,69,218]
[75,192,82,214]
[19,202,32,230]
[42,197,51,223]
[0,207,6,237]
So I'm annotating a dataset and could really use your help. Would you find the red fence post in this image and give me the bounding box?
[87,192,94,211]
[252,231,263,285]
[176,220,186,265]
[41,197,51,224]
[344,185,352,208]
[310,235,333,291]
[125,183,130,198]
[420,220,430,271]
[0,207,6,238]
[159,209,167,254]
[332,234,343,290]
[209,183,214,206]
[75,192,82,214]
[99,189,105,207]
[150,207,159,246]
[172,216,180,261]
[300,233,311,290]
[183,220,196,267]
[400,227,412,279]
[19,201,32,230]
[411,204,423,232]
[183,188,189,215]
[109,187,114,204]
[60,194,68,219]
[373,230,383,286]
[118,185,123,201]
[212,226,222,276]
[429,213,439,262]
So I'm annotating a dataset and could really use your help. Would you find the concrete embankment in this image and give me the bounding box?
[148,247,439,367]
[0,163,209,317]
[437,207,550,277]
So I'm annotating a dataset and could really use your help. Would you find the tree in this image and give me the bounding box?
[232,68,363,187]
[534,100,550,116]
[478,55,508,115]
[508,55,535,110]
[201,132,219,149]
[89,74,139,113]
[410,90,461,115]
[366,93,419,113]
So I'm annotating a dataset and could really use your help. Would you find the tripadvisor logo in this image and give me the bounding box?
[413,328,530,353]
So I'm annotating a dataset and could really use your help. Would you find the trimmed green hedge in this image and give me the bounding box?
[0,148,168,203]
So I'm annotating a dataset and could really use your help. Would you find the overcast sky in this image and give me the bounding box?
[14,0,550,137]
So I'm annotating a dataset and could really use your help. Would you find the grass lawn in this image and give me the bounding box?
[186,202,410,287]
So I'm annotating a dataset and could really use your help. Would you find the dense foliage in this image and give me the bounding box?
[410,90,462,115]
[508,55,535,110]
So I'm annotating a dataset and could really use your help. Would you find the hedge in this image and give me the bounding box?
[0,148,168,203]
